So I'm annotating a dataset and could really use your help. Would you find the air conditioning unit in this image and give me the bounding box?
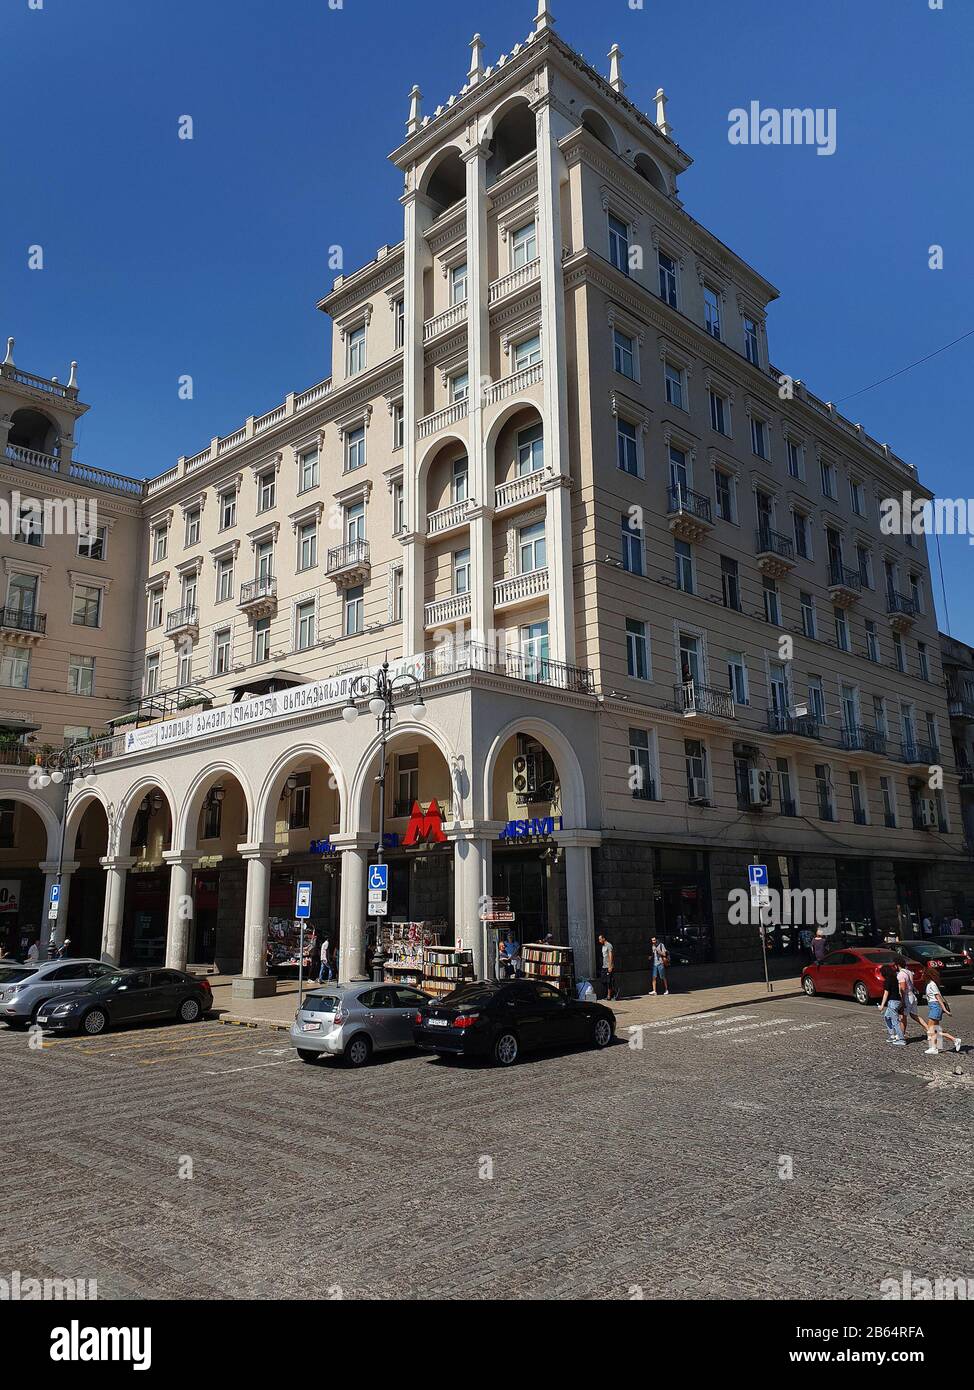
[513,752,539,798]
[918,797,937,829]
[689,776,709,803]
[748,768,773,807]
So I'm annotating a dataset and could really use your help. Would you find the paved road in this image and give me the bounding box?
[4,991,973,1300]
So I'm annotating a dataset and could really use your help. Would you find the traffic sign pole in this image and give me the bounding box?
[753,854,773,994]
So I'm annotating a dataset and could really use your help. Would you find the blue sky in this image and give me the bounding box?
[4,0,972,636]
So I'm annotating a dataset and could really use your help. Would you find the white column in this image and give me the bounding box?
[557,831,601,981]
[401,183,434,655]
[234,843,277,999]
[99,855,135,964]
[463,139,494,650]
[333,836,371,981]
[451,828,492,979]
[533,92,576,664]
[163,851,198,971]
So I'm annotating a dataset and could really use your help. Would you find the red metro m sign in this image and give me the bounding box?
[402,799,448,846]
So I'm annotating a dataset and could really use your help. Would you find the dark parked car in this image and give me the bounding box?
[896,940,972,993]
[35,968,212,1035]
[932,934,974,967]
[414,979,615,1067]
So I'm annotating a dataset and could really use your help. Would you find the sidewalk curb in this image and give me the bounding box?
[218,1016,289,1032]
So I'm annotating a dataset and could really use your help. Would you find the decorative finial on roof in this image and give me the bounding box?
[67,360,78,389]
[608,43,625,95]
[406,85,423,136]
[534,0,554,33]
[2,337,13,367]
[654,87,672,137]
[468,33,485,86]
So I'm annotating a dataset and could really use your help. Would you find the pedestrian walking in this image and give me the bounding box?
[923,970,962,1054]
[56,937,71,960]
[649,935,669,996]
[896,957,926,1040]
[949,914,963,936]
[877,959,905,1044]
[597,934,615,1001]
[921,914,933,938]
[317,936,332,983]
[812,930,828,963]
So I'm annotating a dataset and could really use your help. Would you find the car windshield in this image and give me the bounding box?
[911,944,959,959]
[87,974,127,993]
[0,966,34,983]
[438,983,499,1005]
[301,994,342,1015]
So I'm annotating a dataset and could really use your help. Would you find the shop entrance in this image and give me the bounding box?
[836,859,878,943]
[894,863,924,936]
[493,852,547,943]
[652,848,713,964]
[190,871,219,964]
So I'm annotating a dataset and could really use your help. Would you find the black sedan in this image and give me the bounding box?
[35,968,212,1035]
[896,940,973,993]
[414,979,615,1066]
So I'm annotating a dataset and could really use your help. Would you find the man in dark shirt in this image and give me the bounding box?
[878,960,904,1044]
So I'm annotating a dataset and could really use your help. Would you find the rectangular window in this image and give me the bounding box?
[628,728,656,800]
[850,478,865,516]
[393,481,405,533]
[918,641,929,681]
[511,221,537,269]
[608,214,630,274]
[516,424,544,475]
[750,415,768,459]
[616,418,639,475]
[850,770,867,824]
[880,776,896,828]
[344,585,364,637]
[621,513,643,575]
[714,470,734,522]
[777,758,796,815]
[893,631,906,673]
[674,539,693,593]
[202,796,222,841]
[808,677,826,725]
[184,506,202,546]
[453,547,470,595]
[288,772,311,830]
[396,752,419,810]
[451,458,469,503]
[299,448,320,492]
[664,361,685,410]
[763,576,780,625]
[857,545,873,589]
[513,334,542,371]
[296,601,316,650]
[793,511,810,560]
[218,490,236,530]
[800,591,816,639]
[743,316,759,366]
[865,620,880,663]
[873,695,888,737]
[626,618,649,680]
[393,403,404,450]
[297,521,317,571]
[345,425,366,471]
[786,439,803,479]
[834,606,850,652]
[216,556,234,602]
[450,372,469,403]
[347,324,366,375]
[148,587,164,629]
[727,652,748,705]
[177,640,193,688]
[658,250,678,307]
[709,389,728,435]
[720,555,741,611]
[679,631,702,686]
[15,502,43,546]
[77,525,106,561]
[0,645,29,689]
[255,539,274,583]
[815,764,834,821]
[613,329,635,379]
[72,584,102,628]
[519,521,547,574]
[703,286,721,339]
[450,263,468,305]
[392,566,404,622]
[685,739,708,802]
[344,502,365,547]
[395,297,405,347]
[257,472,275,513]
[253,616,271,664]
[213,628,231,675]
[143,653,159,696]
[820,459,835,498]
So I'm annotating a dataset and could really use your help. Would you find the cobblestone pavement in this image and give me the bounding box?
[4,990,973,1300]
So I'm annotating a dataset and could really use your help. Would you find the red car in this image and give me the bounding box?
[801,947,923,1006]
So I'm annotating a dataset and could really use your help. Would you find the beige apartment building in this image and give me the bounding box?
[2,3,972,989]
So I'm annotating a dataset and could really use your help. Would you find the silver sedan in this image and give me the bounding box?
[290,981,431,1068]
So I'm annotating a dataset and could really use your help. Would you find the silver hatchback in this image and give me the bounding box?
[290,981,431,1068]
[0,958,117,1026]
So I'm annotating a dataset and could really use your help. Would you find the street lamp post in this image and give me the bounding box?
[342,660,426,982]
[33,746,98,959]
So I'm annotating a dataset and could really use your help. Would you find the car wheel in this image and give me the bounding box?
[81,1008,108,1036]
[853,980,871,1006]
[177,997,201,1023]
[493,1031,519,1067]
[343,1034,372,1068]
[802,976,816,996]
[296,1049,320,1063]
[592,1016,614,1049]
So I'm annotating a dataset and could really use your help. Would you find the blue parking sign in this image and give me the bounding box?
[748,864,768,887]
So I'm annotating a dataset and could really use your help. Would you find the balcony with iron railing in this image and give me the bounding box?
[901,740,939,765]
[828,562,862,607]
[947,693,974,722]
[887,591,918,629]
[166,605,199,638]
[238,575,277,617]
[666,484,713,542]
[0,606,46,639]
[766,709,822,740]
[326,539,370,585]
[755,526,795,575]
[674,680,735,721]
[840,725,888,756]
[419,641,595,694]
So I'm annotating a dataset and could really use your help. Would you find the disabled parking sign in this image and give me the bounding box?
[368,864,388,892]
[295,881,313,919]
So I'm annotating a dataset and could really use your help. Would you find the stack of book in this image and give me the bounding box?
[521,943,575,993]
[422,945,475,997]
